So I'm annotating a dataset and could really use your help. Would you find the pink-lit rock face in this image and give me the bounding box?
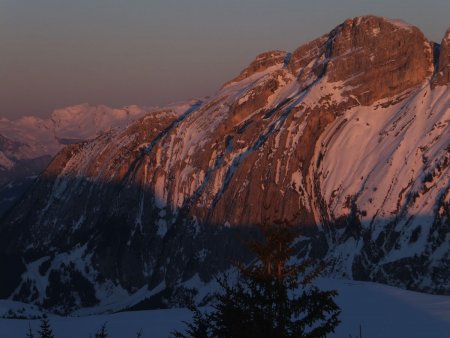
[225,50,289,85]
[433,28,450,87]
[288,15,434,106]
[1,16,449,313]
[324,16,434,105]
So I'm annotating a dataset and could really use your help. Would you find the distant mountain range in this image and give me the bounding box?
[0,104,152,214]
[0,15,449,314]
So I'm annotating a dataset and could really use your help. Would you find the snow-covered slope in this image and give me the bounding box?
[0,15,449,313]
[2,278,450,338]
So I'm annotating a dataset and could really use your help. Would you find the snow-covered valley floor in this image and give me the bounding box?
[1,278,450,338]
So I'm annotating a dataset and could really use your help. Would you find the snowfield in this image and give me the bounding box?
[1,278,450,338]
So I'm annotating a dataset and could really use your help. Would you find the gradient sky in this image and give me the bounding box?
[1,0,449,119]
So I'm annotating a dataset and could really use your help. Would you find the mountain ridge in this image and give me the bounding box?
[0,15,449,314]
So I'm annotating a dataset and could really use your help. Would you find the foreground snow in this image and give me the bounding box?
[1,278,450,337]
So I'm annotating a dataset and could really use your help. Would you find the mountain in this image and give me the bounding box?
[0,104,150,215]
[0,15,449,314]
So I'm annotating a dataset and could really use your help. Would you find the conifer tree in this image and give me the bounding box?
[26,322,34,338]
[173,306,209,338]
[95,322,108,338]
[38,314,55,338]
[174,222,341,338]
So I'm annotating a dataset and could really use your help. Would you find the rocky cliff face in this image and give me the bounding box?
[1,16,449,314]
[433,28,450,87]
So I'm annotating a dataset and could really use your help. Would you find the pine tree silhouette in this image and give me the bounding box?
[26,322,34,338]
[173,306,209,338]
[95,322,108,338]
[174,222,341,338]
[38,315,55,338]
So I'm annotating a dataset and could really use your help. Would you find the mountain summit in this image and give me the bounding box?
[1,16,449,313]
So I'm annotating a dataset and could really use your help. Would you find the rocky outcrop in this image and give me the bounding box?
[225,50,289,85]
[1,16,449,313]
[433,28,450,86]
[325,16,433,105]
[289,16,434,105]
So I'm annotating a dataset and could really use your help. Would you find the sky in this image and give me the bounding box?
[1,0,449,119]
